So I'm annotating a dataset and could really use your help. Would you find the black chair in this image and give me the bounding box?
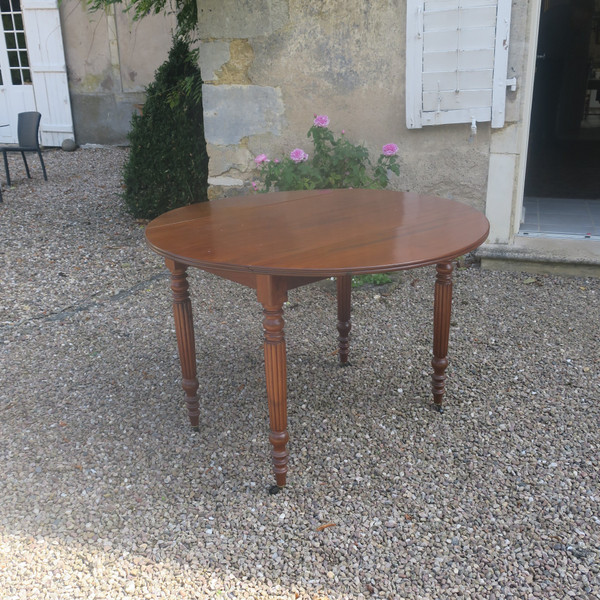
[0,112,48,188]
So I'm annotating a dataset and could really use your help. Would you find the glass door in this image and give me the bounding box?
[0,0,35,143]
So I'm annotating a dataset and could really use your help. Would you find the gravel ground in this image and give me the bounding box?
[0,147,599,599]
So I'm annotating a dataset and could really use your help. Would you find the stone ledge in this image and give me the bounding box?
[476,236,600,278]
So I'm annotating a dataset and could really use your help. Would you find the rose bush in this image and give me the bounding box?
[253,115,400,192]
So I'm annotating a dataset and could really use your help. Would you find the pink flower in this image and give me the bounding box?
[341,130,345,135]
[254,153,269,164]
[313,115,330,128]
[382,143,399,156]
[290,148,309,163]
[274,159,280,163]
[251,181,258,190]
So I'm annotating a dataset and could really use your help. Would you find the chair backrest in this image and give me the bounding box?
[17,112,42,150]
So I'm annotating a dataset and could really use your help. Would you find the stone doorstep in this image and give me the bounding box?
[476,236,600,278]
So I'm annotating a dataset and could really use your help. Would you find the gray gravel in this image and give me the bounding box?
[1,147,599,599]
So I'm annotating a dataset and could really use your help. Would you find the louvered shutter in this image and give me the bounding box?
[406,0,513,129]
[22,0,74,146]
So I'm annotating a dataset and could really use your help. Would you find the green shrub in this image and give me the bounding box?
[122,36,209,219]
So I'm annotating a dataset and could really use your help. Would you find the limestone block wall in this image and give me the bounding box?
[59,2,176,145]
[196,0,492,207]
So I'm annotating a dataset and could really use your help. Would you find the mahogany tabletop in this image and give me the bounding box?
[145,189,490,277]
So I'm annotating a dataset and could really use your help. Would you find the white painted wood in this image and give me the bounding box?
[22,0,74,146]
[423,49,495,72]
[422,106,491,126]
[0,2,36,143]
[423,70,493,92]
[426,0,496,10]
[458,49,496,70]
[491,0,512,127]
[406,0,513,129]
[423,89,492,111]
[0,87,36,143]
[405,0,424,129]
[459,69,494,90]
[424,28,495,53]
[424,6,497,30]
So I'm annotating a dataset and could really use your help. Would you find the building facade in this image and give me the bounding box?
[0,0,175,146]
[2,0,599,270]
[195,0,600,272]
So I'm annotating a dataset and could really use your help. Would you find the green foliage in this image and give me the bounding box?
[254,117,400,192]
[351,273,393,288]
[122,37,208,219]
[85,0,198,37]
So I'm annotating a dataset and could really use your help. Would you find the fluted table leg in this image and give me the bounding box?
[336,275,352,365]
[166,259,200,429]
[431,262,454,411]
[257,275,289,490]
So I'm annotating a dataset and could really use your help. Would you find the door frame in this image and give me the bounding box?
[484,0,542,245]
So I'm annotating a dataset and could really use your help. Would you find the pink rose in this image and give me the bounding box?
[254,153,269,164]
[290,148,309,163]
[382,143,399,156]
[313,115,330,128]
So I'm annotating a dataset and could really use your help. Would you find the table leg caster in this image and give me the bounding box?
[269,484,283,495]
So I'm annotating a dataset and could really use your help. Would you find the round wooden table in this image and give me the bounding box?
[146,189,490,489]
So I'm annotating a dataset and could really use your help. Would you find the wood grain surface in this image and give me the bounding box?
[146,189,490,276]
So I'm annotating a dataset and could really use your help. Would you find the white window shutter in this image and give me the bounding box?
[406,0,513,129]
[22,0,74,146]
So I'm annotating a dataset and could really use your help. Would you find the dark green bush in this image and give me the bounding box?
[123,36,209,219]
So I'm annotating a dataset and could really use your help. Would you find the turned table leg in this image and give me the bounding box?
[166,259,200,429]
[431,262,454,411]
[336,275,352,365]
[257,276,289,490]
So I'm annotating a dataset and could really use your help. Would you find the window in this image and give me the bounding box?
[1,0,31,85]
[406,0,513,129]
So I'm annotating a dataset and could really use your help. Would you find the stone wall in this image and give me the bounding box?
[197,0,492,207]
[59,2,176,145]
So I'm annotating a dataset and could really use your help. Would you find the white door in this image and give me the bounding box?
[22,0,74,146]
[0,0,73,146]
[0,0,36,143]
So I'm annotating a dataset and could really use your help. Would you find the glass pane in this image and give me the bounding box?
[14,13,22,30]
[2,14,12,31]
[7,50,18,67]
[0,0,10,14]
[16,32,25,49]
[22,68,30,84]
[5,33,16,50]
[19,50,28,67]
[10,68,21,85]
[11,0,21,12]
